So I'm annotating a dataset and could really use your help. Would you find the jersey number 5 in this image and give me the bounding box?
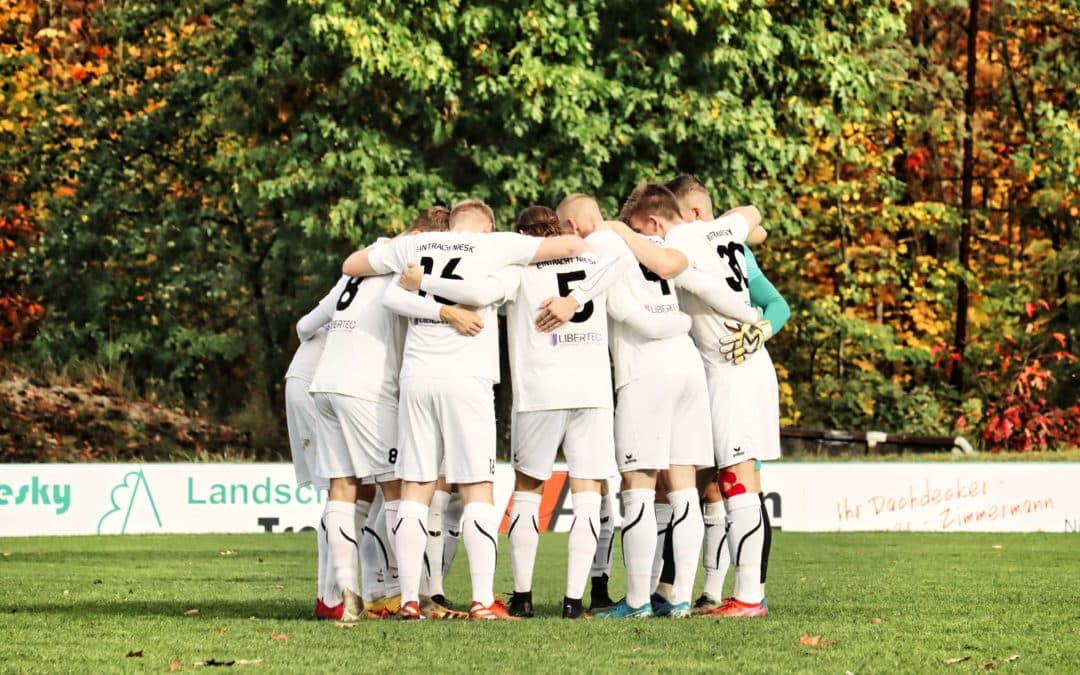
[555,270,595,323]
[716,242,746,292]
[418,256,463,305]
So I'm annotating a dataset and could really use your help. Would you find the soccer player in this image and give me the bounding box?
[454,205,615,620]
[662,175,790,612]
[540,194,751,618]
[283,305,335,619]
[612,182,779,617]
[308,206,478,620]
[341,198,596,620]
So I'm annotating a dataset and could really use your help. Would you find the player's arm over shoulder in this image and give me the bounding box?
[719,206,766,245]
[343,237,409,276]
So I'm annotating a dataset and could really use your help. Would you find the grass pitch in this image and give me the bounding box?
[1,532,1077,674]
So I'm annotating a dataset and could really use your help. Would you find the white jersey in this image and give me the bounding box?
[284,275,353,381]
[284,328,327,381]
[665,214,759,369]
[587,230,700,390]
[308,272,406,405]
[368,231,542,381]
[500,254,613,412]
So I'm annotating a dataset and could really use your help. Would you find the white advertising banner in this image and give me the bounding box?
[0,462,1077,537]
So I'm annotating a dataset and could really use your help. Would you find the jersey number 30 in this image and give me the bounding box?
[716,242,746,292]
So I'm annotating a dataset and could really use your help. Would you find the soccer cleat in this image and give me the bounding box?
[711,598,768,618]
[469,600,519,621]
[589,574,614,613]
[341,588,363,622]
[594,598,653,619]
[429,594,456,611]
[652,596,692,618]
[692,593,724,614]
[396,600,424,621]
[314,599,344,621]
[421,596,469,620]
[508,591,534,618]
[561,597,589,620]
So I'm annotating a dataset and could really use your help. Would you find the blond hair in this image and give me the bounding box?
[406,205,450,233]
[449,199,495,229]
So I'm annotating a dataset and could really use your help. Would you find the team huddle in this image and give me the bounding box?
[283,176,790,621]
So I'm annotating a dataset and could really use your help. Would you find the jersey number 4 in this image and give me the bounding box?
[555,270,595,323]
[418,256,463,305]
[716,242,747,292]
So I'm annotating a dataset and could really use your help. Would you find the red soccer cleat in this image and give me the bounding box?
[314,599,344,620]
[469,599,520,621]
[712,598,768,617]
[396,600,424,621]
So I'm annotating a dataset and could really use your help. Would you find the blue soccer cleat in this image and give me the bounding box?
[595,598,653,618]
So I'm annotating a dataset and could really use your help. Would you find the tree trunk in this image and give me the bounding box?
[951,0,978,392]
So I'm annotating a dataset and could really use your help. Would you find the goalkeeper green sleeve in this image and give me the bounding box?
[743,248,790,336]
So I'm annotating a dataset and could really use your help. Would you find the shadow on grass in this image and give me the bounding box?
[7,599,313,621]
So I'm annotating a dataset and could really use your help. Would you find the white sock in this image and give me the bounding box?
[425,490,451,597]
[359,493,386,602]
[667,488,704,605]
[508,491,541,593]
[701,500,730,600]
[393,500,428,606]
[567,491,601,601]
[462,501,499,607]
[620,489,656,609]
[317,502,330,603]
[324,500,359,599]
[442,492,463,579]
[651,502,673,592]
[382,500,401,596]
[726,492,767,604]
[591,494,615,579]
[354,499,372,536]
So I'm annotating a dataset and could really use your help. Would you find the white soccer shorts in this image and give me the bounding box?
[511,408,617,481]
[311,392,397,481]
[614,362,712,472]
[396,376,497,485]
[329,392,398,482]
[705,350,782,468]
[284,377,328,491]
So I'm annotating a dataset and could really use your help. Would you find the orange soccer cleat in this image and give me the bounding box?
[469,599,520,621]
[711,598,768,618]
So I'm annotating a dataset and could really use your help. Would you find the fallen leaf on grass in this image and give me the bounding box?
[991,545,1003,550]
[219,550,236,557]
[184,608,200,617]
[169,656,182,671]
[980,663,995,671]
[871,617,883,624]
[269,634,292,641]
[126,650,143,658]
[214,626,227,634]
[247,616,257,621]
[2,552,11,557]
[333,622,355,629]
[1005,655,1020,663]
[800,634,834,647]
[62,589,70,596]
[945,656,971,664]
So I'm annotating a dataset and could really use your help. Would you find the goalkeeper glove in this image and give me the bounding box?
[719,319,773,365]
